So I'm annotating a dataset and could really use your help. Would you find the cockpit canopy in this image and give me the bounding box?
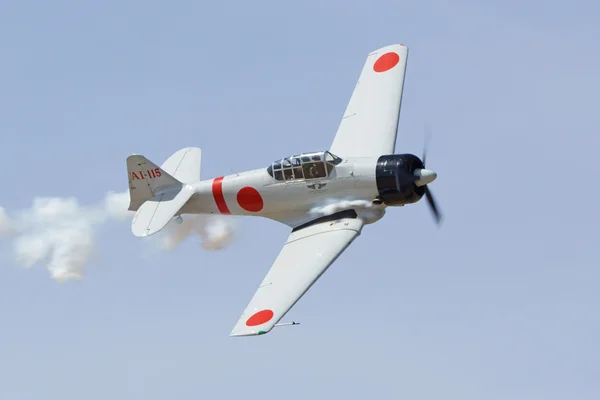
[267,151,342,182]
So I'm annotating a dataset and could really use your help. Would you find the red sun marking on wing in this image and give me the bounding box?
[373,52,400,73]
[237,186,264,212]
[246,309,274,326]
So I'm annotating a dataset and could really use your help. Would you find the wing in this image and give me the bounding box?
[230,215,364,336]
[329,44,409,158]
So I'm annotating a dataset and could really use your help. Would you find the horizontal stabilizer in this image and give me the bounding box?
[160,147,202,184]
[131,186,195,237]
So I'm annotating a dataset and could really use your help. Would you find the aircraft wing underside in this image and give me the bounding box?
[329,44,409,158]
[230,215,364,336]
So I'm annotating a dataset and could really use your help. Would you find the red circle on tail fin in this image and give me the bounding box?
[237,186,264,212]
[373,52,400,72]
[246,309,274,326]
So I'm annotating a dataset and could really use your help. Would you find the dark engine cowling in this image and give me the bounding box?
[375,154,425,206]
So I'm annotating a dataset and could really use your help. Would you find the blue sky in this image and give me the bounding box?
[1,1,599,399]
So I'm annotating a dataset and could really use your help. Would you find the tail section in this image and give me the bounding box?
[127,147,202,211]
[126,147,202,237]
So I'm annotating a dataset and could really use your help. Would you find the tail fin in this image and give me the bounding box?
[126,147,202,237]
[127,155,182,211]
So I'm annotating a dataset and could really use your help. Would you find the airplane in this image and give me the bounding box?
[125,43,442,337]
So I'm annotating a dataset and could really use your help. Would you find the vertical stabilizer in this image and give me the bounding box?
[127,155,182,211]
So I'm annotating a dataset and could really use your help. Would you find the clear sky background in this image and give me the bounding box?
[1,1,599,399]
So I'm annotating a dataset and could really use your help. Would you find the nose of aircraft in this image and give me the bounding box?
[414,168,437,187]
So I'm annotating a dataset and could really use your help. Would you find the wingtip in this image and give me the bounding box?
[131,226,150,238]
[370,43,409,56]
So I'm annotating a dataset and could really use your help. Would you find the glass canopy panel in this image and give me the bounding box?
[267,151,342,181]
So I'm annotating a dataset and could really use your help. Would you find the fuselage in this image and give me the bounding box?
[179,154,384,227]
[177,150,428,228]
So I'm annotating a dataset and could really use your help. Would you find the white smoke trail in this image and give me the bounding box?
[160,214,235,251]
[0,206,15,236]
[0,191,236,282]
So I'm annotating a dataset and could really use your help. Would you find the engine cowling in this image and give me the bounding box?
[375,154,425,206]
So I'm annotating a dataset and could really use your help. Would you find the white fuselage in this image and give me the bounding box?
[178,156,387,227]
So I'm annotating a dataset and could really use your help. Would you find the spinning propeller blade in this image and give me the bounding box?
[425,186,442,225]
[422,123,432,167]
[421,125,443,226]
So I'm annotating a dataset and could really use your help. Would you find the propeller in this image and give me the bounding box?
[417,125,443,226]
[422,124,431,167]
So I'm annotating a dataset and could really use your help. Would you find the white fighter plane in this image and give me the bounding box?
[126,44,442,336]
